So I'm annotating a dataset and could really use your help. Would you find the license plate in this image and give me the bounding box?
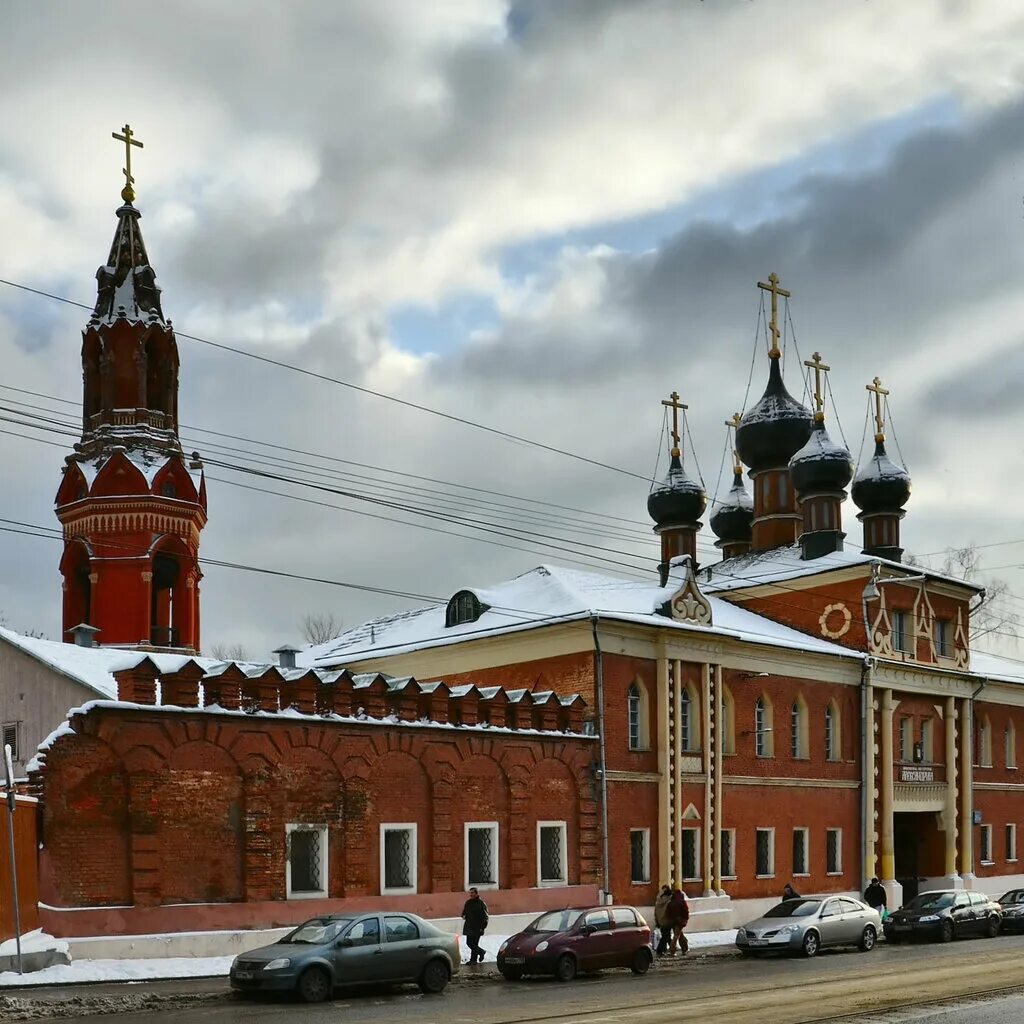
[235,971,254,980]
[894,924,911,931]
[748,938,768,946]
[503,956,526,964]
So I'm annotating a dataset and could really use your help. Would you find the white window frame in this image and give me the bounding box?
[537,820,568,887]
[720,828,736,880]
[1007,823,1018,863]
[681,827,701,882]
[285,823,329,900]
[826,827,843,875]
[980,824,993,865]
[755,827,775,879]
[792,827,810,877]
[380,823,418,895]
[629,828,651,885]
[464,821,499,891]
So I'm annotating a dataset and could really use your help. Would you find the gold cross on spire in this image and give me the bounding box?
[661,390,687,457]
[725,411,742,474]
[866,375,889,443]
[757,271,791,358]
[112,123,144,203]
[804,352,830,422]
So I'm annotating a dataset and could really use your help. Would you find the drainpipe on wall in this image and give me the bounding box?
[591,615,611,905]
[860,656,875,894]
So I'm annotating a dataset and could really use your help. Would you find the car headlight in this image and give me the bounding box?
[918,915,939,923]
[499,940,509,953]
[736,927,746,938]
[777,924,799,935]
[264,958,292,970]
[536,940,549,952]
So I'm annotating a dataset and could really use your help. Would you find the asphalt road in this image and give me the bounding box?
[10,934,1024,1024]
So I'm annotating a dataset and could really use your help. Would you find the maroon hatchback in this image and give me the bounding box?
[497,906,653,982]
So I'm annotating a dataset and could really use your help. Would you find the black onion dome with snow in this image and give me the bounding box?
[90,202,165,326]
[648,453,707,527]
[851,438,911,513]
[789,420,854,496]
[735,357,814,472]
[710,470,754,543]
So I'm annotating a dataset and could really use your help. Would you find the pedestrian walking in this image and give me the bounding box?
[653,884,672,956]
[461,887,489,964]
[864,876,887,915]
[666,887,690,955]
[781,883,802,901]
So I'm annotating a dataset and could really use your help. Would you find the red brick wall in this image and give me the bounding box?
[429,651,596,706]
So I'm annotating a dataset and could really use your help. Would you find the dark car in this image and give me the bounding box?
[884,890,1002,944]
[497,905,652,982]
[229,912,460,1002]
[997,889,1024,933]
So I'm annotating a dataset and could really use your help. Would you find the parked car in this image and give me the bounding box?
[497,905,653,982]
[998,889,1024,933]
[883,890,1002,944]
[736,897,880,958]
[229,912,460,1002]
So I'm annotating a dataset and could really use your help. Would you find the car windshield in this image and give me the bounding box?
[907,893,955,911]
[999,891,1024,905]
[527,909,579,933]
[282,919,353,944]
[763,900,821,918]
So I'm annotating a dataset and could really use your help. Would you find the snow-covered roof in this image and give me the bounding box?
[967,650,1024,687]
[311,562,864,668]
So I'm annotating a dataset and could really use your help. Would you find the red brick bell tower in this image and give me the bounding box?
[55,125,207,651]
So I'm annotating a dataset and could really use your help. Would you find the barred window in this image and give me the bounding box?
[792,828,808,875]
[791,702,801,758]
[629,829,650,884]
[682,828,700,881]
[755,828,774,877]
[538,822,567,885]
[680,688,691,751]
[826,828,842,874]
[381,824,417,893]
[466,823,498,888]
[1007,824,1017,862]
[286,824,328,899]
[627,684,641,750]
[980,824,993,864]
[720,829,735,878]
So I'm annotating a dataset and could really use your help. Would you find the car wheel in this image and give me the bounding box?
[987,916,1000,938]
[297,966,332,1004]
[630,948,653,975]
[802,930,820,958]
[555,954,577,983]
[940,920,954,943]
[859,925,877,952]
[418,958,450,995]
[499,966,524,981]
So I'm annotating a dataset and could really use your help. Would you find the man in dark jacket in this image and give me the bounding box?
[461,887,489,964]
[782,883,801,901]
[864,877,887,913]
[666,888,690,955]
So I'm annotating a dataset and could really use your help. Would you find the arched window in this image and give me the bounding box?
[790,697,808,759]
[680,687,691,751]
[628,684,642,751]
[978,715,993,768]
[445,590,488,628]
[825,702,840,762]
[721,685,736,755]
[755,695,773,757]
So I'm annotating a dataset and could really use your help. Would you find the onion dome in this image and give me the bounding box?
[710,470,754,543]
[789,420,854,496]
[735,357,814,472]
[648,452,707,528]
[852,438,911,513]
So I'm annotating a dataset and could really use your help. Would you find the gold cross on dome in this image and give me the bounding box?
[866,375,890,442]
[725,411,742,474]
[757,272,791,358]
[661,390,687,456]
[112,123,144,202]
[804,352,830,421]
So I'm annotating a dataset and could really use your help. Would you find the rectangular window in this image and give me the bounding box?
[935,619,953,658]
[384,915,419,942]
[630,829,650,884]
[2,722,19,761]
[720,829,735,879]
[980,824,993,864]
[537,821,568,886]
[681,828,701,881]
[381,823,417,894]
[755,828,774,878]
[899,717,912,762]
[628,690,640,750]
[286,824,328,899]
[680,691,691,751]
[893,611,912,654]
[920,719,933,763]
[826,828,842,875]
[465,822,498,890]
[1007,824,1018,862]
[792,828,809,876]
[1007,727,1018,770]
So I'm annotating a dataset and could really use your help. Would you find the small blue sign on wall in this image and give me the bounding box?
[973,810,983,825]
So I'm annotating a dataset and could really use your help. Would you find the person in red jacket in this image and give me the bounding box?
[666,887,690,955]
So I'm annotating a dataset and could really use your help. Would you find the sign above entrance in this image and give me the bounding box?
[900,766,935,783]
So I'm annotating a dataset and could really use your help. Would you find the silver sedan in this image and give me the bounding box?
[736,896,881,958]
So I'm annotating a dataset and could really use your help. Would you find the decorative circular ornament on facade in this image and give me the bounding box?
[819,602,852,639]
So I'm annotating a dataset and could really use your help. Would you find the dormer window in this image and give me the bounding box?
[445,590,488,627]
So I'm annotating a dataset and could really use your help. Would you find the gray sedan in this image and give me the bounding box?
[230,912,461,1001]
[736,896,881,958]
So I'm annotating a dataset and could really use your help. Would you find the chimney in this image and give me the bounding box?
[68,623,101,648]
[273,644,302,670]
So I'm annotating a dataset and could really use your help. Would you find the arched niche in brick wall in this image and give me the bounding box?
[448,751,510,889]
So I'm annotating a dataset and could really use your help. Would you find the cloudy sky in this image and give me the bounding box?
[3,0,1024,659]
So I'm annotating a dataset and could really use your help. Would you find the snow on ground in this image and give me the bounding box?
[0,929,738,987]
[0,930,68,959]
